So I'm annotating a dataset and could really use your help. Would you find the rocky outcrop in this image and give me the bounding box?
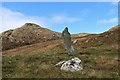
[55,57,83,72]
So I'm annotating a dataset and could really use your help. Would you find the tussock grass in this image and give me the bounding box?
[2,47,119,78]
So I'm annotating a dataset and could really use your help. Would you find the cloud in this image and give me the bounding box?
[0,7,46,32]
[97,17,118,24]
[50,16,79,23]
[0,7,79,32]
[110,2,118,6]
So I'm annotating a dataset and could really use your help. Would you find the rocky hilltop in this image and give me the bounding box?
[2,23,61,51]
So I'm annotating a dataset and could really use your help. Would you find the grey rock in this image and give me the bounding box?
[62,27,75,55]
[56,57,83,72]
[55,61,66,66]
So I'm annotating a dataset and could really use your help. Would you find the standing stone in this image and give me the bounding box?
[62,27,75,55]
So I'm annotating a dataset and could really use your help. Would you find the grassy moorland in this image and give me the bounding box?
[2,25,120,78]
[2,42,119,78]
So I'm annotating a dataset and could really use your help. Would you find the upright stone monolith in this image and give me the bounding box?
[62,27,75,55]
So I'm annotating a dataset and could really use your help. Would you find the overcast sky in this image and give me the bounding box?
[1,2,118,34]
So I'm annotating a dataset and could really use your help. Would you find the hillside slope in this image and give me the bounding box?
[1,23,61,51]
[2,25,119,78]
[74,25,119,49]
[1,23,91,51]
[2,24,119,55]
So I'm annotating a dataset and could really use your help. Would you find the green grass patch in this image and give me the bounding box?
[2,47,119,78]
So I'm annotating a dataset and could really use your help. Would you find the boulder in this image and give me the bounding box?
[55,57,83,72]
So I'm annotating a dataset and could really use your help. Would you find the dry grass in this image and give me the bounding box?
[2,25,120,78]
[2,46,119,78]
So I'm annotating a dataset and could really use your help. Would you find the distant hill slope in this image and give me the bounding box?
[75,25,119,49]
[71,33,90,39]
[108,25,120,32]
[1,23,119,51]
[2,23,61,51]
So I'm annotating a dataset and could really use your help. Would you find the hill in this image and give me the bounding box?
[1,23,61,51]
[74,25,119,49]
[1,23,91,51]
[2,24,119,78]
[108,25,120,32]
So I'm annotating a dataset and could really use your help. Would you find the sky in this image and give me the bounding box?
[1,2,118,34]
